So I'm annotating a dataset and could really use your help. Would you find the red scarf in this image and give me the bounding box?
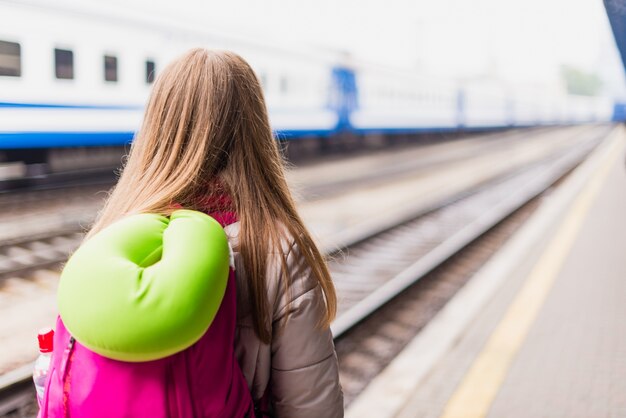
[172,180,238,227]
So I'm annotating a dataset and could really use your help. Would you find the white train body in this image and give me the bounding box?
[0,0,616,151]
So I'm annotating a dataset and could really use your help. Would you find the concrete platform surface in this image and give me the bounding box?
[481,126,626,417]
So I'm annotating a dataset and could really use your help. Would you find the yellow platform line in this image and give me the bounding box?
[439,132,624,418]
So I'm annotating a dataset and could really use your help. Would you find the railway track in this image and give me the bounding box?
[329,129,602,336]
[330,127,609,405]
[0,184,108,214]
[0,126,555,214]
[0,166,118,196]
[291,126,552,202]
[0,124,613,417]
[0,128,531,234]
[0,231,83,280]
[336,190,543,406]
[1,127,527,198]
[0,125,584,282]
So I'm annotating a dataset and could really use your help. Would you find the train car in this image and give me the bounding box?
[459,78,510,129]
[346,60,614,136]
[0,0,617,169]
[348,63,459,134]
[0,0,340,155]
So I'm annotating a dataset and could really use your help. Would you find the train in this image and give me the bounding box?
[0,0,619,166]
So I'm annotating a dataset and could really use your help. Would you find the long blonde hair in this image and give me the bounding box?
[88,49,337,343]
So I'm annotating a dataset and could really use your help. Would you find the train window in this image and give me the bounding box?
[104,55,118,82]
[0,40,21,77]
[145,60,155,83]
[55,48,74,80]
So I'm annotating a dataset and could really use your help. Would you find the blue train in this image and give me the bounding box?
[0,1,617,158]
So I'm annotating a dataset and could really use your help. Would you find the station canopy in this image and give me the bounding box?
[605,0,626,71]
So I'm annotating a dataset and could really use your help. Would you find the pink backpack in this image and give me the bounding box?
[38,213,255,418]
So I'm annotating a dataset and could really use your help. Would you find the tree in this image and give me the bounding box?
[560,65,603,96]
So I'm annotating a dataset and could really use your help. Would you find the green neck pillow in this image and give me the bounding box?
[57,209,231,362]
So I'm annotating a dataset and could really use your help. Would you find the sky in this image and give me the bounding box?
[75,0,626,98]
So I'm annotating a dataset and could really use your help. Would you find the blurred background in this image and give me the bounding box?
[149,0,626,94]
[1,0,626,417]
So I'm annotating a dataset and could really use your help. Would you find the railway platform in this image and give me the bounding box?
[346,125,626,417]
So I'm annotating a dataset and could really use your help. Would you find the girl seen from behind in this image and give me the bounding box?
[42,49,343,418]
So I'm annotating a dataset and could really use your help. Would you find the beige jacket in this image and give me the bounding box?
[224,222,344,418]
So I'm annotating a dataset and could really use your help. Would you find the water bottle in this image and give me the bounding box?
[33,327,54,407]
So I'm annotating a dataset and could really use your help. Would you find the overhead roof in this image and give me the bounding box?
[605,0,626,70]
